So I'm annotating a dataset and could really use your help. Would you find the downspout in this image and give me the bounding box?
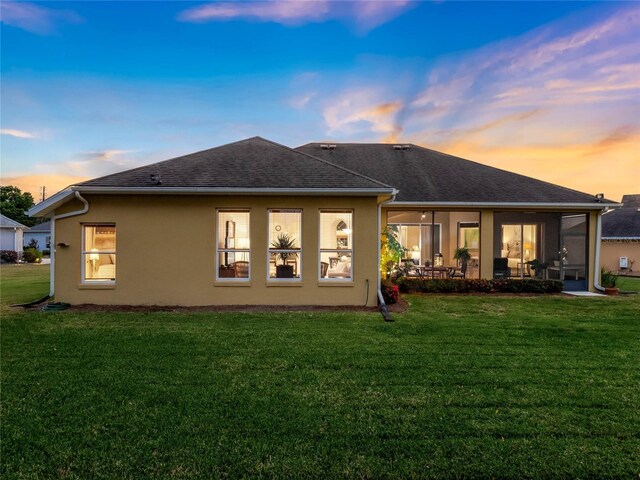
[49,191,90,297]
[593,209,606,293]
[377,191,397,321]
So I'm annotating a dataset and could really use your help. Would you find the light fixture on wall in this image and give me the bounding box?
[421,211,426,220]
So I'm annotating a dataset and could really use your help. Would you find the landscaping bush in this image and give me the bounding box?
[22,248,42,264]
[0,250,18,263]
[381,280,399,304]
[396,277,563,294]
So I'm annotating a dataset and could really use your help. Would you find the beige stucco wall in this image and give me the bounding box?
[53,194,381,306]
[600,241,640,276]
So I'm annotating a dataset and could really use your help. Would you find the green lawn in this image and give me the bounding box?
[618,275,640,292]
[0,263,49,312]
[2,266,639,478]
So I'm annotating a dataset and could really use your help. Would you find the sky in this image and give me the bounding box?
[1,0,639,202]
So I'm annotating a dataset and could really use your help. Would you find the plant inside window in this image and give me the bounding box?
[271,233,298,278]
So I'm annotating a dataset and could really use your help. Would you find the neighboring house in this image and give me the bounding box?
[29,137,617,306]
[0,213,27,255]
[24,220,52,251]
[600,194,640,277]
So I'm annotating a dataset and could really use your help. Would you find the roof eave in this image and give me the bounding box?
[28,185,398,217]
[387,201,622,210]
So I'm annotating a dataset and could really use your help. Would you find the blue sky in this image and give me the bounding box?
[1,1,639,200]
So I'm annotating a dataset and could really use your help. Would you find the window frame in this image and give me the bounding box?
[267,208,302,283]
[81,223,116,284]
[216,209,251,282]
[318,209,354,282]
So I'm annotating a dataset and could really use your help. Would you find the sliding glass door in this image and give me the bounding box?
[500,224,540,278]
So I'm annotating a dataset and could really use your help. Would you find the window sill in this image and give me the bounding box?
[266,281,303,287]
[318,281,354,287]
[78,283,116,290]
[214,281,252,287]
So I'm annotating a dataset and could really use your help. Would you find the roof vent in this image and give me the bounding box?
[321,144,336,150]
[150,174,162,185]
[595,193,604,202]
[393,145,411,150]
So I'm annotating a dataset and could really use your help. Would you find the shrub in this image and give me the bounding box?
[600,267,618,288]
[381,280,400,304]
[22,247,42,264]
[395,277,563,294]
[0,250,18,263]
[27,238,39,250]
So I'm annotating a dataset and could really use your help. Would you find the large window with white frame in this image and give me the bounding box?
[268,209,301,280]
[319,210,353,280]
[217,210,250,280]
[82,224,116,283]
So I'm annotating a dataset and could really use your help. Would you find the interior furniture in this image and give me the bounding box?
[320,261,329,278]
[231,261,249,278]
[327,260,351,278]
[494,257,510,278]
[449,262,467,279]
[285,258,298,276]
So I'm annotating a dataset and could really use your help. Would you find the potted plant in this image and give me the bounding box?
[600,267,619,295]
[271,233,298,278]
[453,246,471,267]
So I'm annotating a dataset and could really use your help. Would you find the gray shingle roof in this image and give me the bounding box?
[602,194,640,239]
[0,213,27,229]
[296,143,613,205]
[79,137,392,192]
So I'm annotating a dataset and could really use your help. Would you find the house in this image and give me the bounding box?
[600,194,640,276]
[24,220,52,251]
[28,137,617,306]
[0,213,27,255]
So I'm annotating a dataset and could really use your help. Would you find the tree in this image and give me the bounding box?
[0,186,36,227]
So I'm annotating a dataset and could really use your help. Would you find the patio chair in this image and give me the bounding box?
[449,261,468,279]
[493,257,510,279]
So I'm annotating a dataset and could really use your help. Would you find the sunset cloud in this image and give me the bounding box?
[318,5,640,200]
[1,128,39,139]
[178,0,414,33]
[0,1,82,35]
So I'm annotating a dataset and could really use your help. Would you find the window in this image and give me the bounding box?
[82,224,116,282]
[319,210,353,280]
[500,223,540,278]
[268,210,301,280]
[217,210,250,280]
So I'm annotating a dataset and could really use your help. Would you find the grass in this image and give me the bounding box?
[2,266,639,478]
[0,263,49,312]
[618,275,640,292]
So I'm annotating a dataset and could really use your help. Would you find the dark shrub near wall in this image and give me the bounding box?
[396,277,563,294]
[1,250,18,263]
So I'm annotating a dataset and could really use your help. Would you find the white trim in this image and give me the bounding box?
[602,237,640,241]
[28,188,76,217]
[215,209,251,283]
[388,201,621,209]
[267,209,302,283]
[318,209,354,282]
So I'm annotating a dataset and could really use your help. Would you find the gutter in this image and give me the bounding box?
[29,186,397,217]
[48,192,90,297]
[377,190,397,321]
[389,201,622,209]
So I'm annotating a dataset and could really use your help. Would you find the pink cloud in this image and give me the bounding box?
[178,0,414,32]
[0,1,82,35]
